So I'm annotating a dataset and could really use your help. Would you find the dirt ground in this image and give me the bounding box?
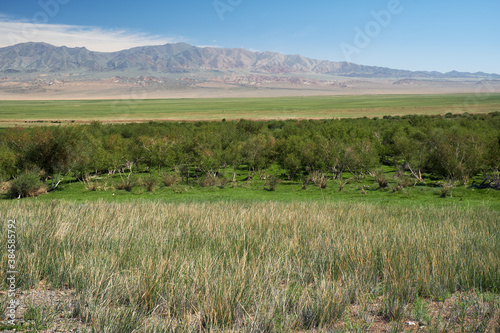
[1,283,499,332]
[1,78,499,101]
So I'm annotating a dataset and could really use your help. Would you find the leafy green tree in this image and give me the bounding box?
[427,127,485,184]
[0,145,17,181]
[223,142,243,182]
[314,137,341,180]
[18,127,89,189]
[393,127,429,182]
[134,136,175,172]
[338,138,379,177]
[240,134,276,173]
[276,135,312,179]
[102,134,128,172]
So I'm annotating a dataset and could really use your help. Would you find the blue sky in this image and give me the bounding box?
[0,0,499,73]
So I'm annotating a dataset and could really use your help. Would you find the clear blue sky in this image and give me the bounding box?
[1,0,499,73]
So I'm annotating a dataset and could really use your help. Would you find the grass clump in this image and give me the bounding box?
[412,294,431,325]
[23,304,56,331]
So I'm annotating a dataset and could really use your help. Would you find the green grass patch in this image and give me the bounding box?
[8,168,499,211]
[1,93,499,125]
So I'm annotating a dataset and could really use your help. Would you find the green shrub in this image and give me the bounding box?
[199,174,219,187]
[264,175,282,191]
[7,172,45,198]
[218,176,230,189]
[310,170,328,189]
[374,170,389,188]
[141,175,158,192]
[161,174,180,187]
[116,177,137,192]
[440,182,455,198]
[0,145,17,181]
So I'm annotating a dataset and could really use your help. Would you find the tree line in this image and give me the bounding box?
[0,112,499,194]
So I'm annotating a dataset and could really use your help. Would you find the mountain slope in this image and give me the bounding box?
[0,42,498,79]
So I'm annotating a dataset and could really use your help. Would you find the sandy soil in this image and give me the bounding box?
[1,79,499,100]
[1,286,498,332]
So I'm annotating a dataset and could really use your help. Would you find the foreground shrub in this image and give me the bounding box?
[7,172,46,198]
[198,173,230,188]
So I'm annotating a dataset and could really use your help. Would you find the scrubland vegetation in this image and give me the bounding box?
[1,201,499,331]
[0,112,499,201]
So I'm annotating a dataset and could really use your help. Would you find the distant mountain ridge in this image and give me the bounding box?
[0,42,498,79]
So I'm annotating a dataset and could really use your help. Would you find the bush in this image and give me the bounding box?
[8,172,46,198]
[440,182,455,198]
[264,175,282,191]
[374,170,389,188]
[338,179,349,192]
[0,145,17,181]
[310,170,328,189]
[116,177,137,192]
[161,174,180,187]
[218,177,230,189]
[199,174,219,187]
[302,177,310,190]
[0,181,10,194]
[141,175,158,192]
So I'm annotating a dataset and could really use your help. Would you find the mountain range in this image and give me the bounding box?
[1,42,498,79]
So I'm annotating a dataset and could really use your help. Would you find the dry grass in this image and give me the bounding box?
[0,201,498,331]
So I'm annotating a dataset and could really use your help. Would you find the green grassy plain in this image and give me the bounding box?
[1,93,500,125]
